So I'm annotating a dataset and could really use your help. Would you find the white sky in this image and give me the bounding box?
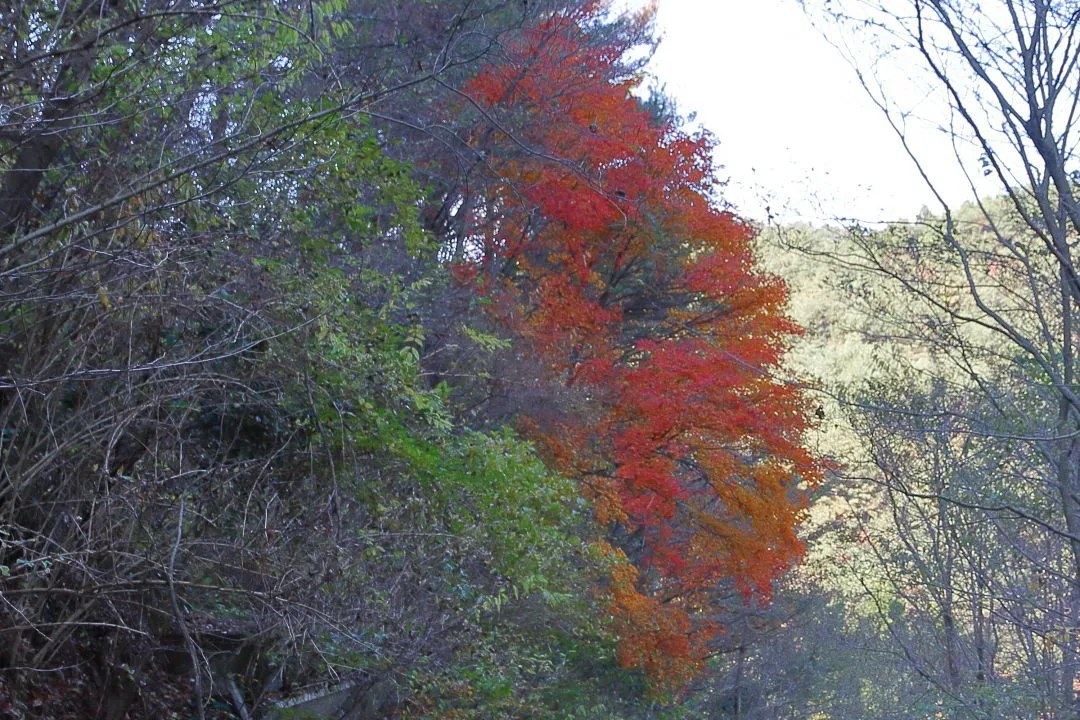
[642,0,982,224]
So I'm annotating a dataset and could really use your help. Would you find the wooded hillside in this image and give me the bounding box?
[0,1,818,717]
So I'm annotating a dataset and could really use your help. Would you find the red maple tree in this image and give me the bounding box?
[454,1,821,690]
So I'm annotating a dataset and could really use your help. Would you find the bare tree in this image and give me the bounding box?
[779,1,1080,717]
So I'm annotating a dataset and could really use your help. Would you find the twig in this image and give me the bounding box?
[167,495,206,720]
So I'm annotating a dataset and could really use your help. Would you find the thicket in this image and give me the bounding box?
[0,1,818,718]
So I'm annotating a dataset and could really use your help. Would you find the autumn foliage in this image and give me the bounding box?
[455,1,822,691]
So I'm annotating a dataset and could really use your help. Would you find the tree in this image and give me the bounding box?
[443,2,822,692]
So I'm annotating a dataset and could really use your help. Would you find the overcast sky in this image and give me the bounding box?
[641,0,977,224]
